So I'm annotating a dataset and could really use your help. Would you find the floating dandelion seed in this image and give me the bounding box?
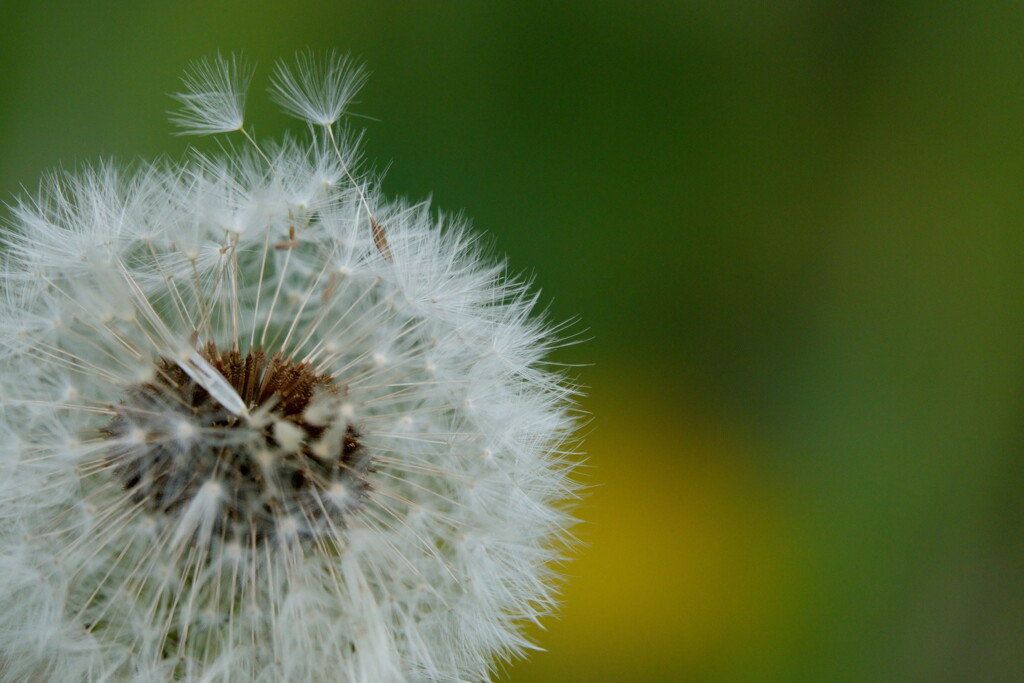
[0,53,581,682]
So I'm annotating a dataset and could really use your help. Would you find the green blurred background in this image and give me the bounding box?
[3,1,1024,680]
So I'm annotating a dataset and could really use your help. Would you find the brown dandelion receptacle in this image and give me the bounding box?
[103,343,371,544]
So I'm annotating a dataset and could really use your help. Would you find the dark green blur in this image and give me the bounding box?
[2,1,1023,680]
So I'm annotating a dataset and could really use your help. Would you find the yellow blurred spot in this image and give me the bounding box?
[507,370,807,681]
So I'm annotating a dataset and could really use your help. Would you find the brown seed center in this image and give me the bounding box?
[103,343,370,544]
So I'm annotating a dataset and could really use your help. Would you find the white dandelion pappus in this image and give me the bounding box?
[0,53,581,682]
[169,53,254,135]
[270,51,368,126]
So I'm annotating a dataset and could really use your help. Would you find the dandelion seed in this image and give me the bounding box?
[270,51,368,126]
[0,54,581,682]
[169,53,254,135]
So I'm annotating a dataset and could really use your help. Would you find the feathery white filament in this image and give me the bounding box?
[174,349,248,417]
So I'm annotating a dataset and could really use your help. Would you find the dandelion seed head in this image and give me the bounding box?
[0,54,582,682]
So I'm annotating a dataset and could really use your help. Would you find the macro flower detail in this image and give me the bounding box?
[102,344,371,543]
[0,54,580,682]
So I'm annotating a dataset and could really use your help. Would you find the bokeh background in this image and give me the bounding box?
[3,1,1024,680]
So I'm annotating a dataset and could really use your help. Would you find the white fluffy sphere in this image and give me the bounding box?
[0,54,580,682]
